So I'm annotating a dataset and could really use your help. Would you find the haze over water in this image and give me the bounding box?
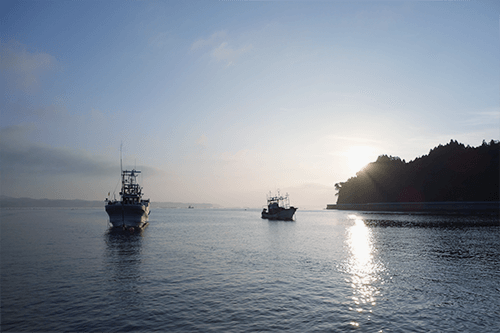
[1,208,498,332]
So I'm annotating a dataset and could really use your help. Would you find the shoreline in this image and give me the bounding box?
[326,201,500,213]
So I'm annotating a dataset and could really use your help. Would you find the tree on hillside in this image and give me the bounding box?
[335,140,499,204]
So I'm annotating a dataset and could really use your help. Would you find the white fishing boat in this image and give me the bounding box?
[105,163,150,229]
[261,191,297,221]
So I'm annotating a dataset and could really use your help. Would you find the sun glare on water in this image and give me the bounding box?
[347,146,377,175]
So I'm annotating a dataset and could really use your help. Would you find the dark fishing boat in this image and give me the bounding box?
[105,153,150,229]
[261,191,297,221]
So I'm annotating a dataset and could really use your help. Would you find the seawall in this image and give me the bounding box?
[326,201,500,213]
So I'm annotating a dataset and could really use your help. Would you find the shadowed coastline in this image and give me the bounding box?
[327,201,499,214]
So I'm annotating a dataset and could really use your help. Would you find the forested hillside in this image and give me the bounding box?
[335,140,499,204]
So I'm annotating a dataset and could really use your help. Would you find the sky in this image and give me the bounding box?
[1,0,499,209]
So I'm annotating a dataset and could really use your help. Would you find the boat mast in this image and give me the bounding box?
[120,142,123,174]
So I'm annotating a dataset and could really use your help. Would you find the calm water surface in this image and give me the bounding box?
[1,208,499,332]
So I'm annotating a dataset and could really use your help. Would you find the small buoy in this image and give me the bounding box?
[129,227,135,233]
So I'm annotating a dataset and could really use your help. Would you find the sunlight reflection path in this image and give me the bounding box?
[345,214,384,327]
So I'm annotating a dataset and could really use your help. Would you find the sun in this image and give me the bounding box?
[347,146,376,174]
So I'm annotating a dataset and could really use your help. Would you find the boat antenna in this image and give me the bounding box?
[120,142,123,173]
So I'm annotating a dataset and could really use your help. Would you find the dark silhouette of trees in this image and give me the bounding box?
[335,139,499,204]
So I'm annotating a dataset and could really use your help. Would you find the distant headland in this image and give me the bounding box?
[0,196,220,209]
[329,139,499,212]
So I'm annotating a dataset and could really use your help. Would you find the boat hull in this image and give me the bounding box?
[105,202,150,228]
[262,207,297,221]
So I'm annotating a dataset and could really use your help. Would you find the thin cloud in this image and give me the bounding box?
[0,125,159,178]
[212,42,252,67]
[191,31,227,50]
[196,134,208,148]
[0,133,115,177]
[462,108,500,126]
[1,40,59,93]
[327,135,384,145]
[0,125,166,201]
[191,31,252,66]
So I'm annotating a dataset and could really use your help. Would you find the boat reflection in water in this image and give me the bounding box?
[103,228,145,305]
[345,214,384,328]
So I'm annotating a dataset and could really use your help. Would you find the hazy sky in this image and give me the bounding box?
[1,0,499,208]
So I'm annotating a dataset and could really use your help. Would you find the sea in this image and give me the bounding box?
[1,208,499,332]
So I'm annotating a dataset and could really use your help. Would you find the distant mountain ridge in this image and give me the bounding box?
[335,140,499,205]
[0,196,219,209]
